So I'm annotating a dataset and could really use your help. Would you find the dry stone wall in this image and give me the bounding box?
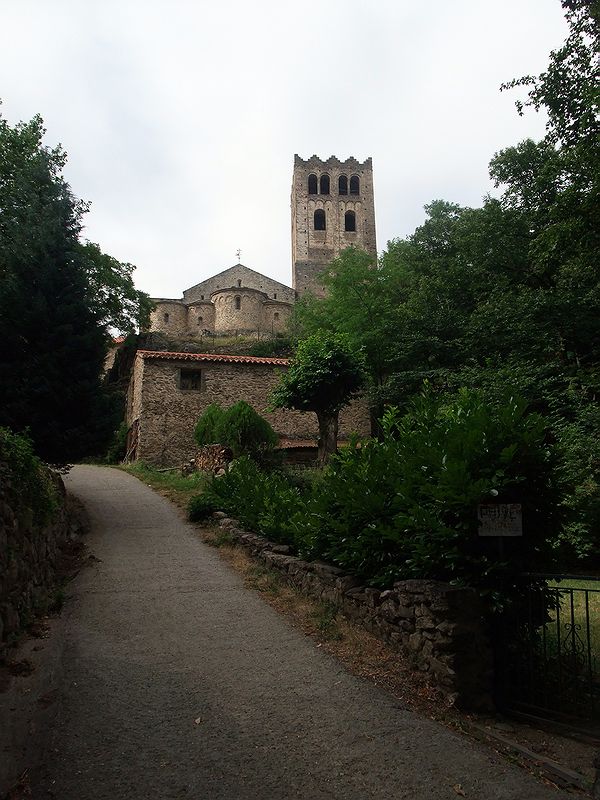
[215,515,494,711]
[0,468,80,658]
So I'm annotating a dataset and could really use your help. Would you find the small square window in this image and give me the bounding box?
[179,368,203,390]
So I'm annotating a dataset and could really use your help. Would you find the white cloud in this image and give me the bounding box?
[0,0,567,296]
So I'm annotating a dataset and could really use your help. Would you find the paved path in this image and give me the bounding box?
[36,466,566,799]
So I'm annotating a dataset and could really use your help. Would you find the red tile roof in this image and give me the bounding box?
[137,350,289,366]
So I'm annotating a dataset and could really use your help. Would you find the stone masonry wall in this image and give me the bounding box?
[216,515,494,711]
[186,302,215,334]
[0,468,80,658]
[149,301,188,337]
[183,264,296,306]
[131,356,371,466]
[260,301,293,335]
[212,289,265,334]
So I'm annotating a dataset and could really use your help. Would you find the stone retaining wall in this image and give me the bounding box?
[215,514,494,711]
[0,469,80,658]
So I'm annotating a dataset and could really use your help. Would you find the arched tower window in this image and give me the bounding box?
[308,174,318,194]
[197,316,203,325]
[314,209,326,231]
[320,174,330,195]
[235,296,241,310]
[163,312,169,323]
[237,279,242,287]
[344,210,356,232]
[350,175,360,194]
[274,312,280,320]
[338,175,348,195]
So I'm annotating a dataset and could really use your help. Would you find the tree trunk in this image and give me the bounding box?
[316,411,338,467]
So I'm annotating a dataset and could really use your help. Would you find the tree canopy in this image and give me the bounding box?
[270,332,364,464]
[289,0,599,561]
[0,110,151,463]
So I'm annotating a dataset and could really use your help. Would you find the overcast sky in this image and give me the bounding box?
[1,1,567,297]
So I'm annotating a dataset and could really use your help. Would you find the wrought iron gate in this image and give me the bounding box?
[495,573,600,729]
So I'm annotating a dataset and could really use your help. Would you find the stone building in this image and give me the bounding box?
[126,350,370,465]
[148,154,377,339]
[148,264,295,339]
[126,155,377,464]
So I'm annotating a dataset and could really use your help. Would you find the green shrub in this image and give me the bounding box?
[248,337,293,358]
[204,456,302,544]
[188,493,220,522]
[191,389,561,615]
[194,403,225,447]
[217,401,278,461]
[105,421,129,463]
[194,401,277,463]
[289,388,559,610]
[0,427,60,525]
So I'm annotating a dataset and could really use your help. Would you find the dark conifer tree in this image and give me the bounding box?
[0,113,117,463]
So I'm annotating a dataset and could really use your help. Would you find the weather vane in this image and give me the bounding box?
[236,248,241,262]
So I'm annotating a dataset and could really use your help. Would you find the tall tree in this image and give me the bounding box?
[270,332,364,465]
[0,111,148,462]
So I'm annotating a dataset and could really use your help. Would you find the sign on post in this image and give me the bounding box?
[477,503,523,537]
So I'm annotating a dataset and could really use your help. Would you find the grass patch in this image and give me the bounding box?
[246,565,282,596]
[120,462,209,510]
[310,602,344,641]
[205,529,234,548]
[547,578,600,673]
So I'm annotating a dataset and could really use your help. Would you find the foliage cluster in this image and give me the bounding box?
[270,331,365,464]
[194,401,278,461]
[289,1,599,563]
[0,110,151,463]
[189,390,557,611]
[192,456,303,543]
[247,336,293,358]
[104,421,129,464]
[0,427,60,525]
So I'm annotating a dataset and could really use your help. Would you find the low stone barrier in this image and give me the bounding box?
[214,514,494,711]
[0,470,81,658]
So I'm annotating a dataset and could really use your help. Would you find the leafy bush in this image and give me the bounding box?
[445,360,600,565]
[217,401,278,461]
[188,493,220,522]
[194,403,225,447]
[105,421,129,463]
[0,427,60,525]
[189,390,561,614]
[195,456,303,544]
[248,336,293,358]
[194,401,277,463]
[289,388,558,610]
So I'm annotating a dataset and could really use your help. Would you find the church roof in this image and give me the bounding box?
[184,263,293,296]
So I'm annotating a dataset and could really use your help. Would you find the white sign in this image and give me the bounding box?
[477,503,523,537]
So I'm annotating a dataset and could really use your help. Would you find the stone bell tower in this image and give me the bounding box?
[291,154,377,297]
